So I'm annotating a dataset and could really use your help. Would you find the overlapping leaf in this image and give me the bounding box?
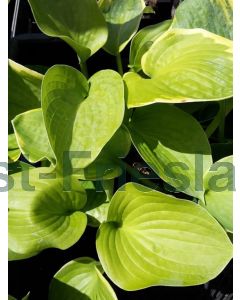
[124,29,232,108]
[96,183,232,290]
[49,257,117,300]
[99,0,145,55]
[9,168,87,257]
[42,65,125,173]
[27,0,108,62]
[172,0,233,39]
[202,156,233,232]
[128,104,212,199]
[12,109,55,164]
[8,60,42,127]
[129,19,172,72]
[8,133,21,163]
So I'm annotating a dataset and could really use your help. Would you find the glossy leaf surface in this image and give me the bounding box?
[129,104,212,199]
[8,60,42,126]
[172,0,233,39]
[12,109,55,164]
[202,156,233,232]
[100,0,145,55]
[42,65,125,173]
[9,168,87,257]
[49,257,117,300]
[129,19,171,72]
[96,183,232,290]
[28,0,108,62]
[124,29,232,108]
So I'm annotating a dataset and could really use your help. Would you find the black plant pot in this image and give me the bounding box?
[8,1,233,299]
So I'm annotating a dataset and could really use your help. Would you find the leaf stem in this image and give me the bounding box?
[116,52,123,76]
[77,56,89,78]
[116,159,158,190]
[218,100,226,142]
[205,100,232,139]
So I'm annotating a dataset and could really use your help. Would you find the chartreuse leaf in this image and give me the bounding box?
[99,0,145,55]
[27,0,108,62]
[81,179,114,227]
[80,126,131,180]
[42,65,125,173]
[49,257,117,300]
[8,168,87,257]
[124,29,232,108]
[8,59,42,126]
[202,156,233,232]
[12,109,55,164]
[129,19,172,72]
[128,104,212,199]
[96,183,233,290]
[8,133,21,163]
[172,0,233,39]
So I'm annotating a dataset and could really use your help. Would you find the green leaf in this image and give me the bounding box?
[128,104,212,199]
[42,65,125,173]
[124,29,233,108]
[27,0,108,62]
[12,109,56,164]
[202,156,233,232]
[8,161,34,176]
[8,133,21,163]
[8,248,38,261]
[100,0,145,55]
[79,126,131,180]
[81,179,114,226]
[8,296,16,300]
[129,19,172,72]
[49,257,117,300]
[96,182,232,290]
[8,168,87,257]
[172,0,233,40]
[8,60,42,128]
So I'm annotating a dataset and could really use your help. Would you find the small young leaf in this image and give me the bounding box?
[9,168,87,257]
[129,19,172,72]
[100,0,145,55]
[49,257,117,300]
[27,0,108,62]
[12,109,55,164]
[8,60,42,126]
[202,156,233,232]
[129,104,212,199]
[124,29,232,108]
[42,65,125,173]
[172,0,233,39]
[96,183,232,290]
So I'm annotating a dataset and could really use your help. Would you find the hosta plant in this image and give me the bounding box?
[8,0,233,298]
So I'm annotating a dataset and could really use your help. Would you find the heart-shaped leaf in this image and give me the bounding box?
[49,257,117,300]
[9,168,87,257]
[12,109,55,164]
[172,0,233,40]
[8,133,21,163]
[129,19,172,72]
[8,60,42,128]
[128,104,212,199]
[202,156,233,232]
[99,0,145,55]
[27,0,108,62]
[42,65,125,173]
[96,183,232,290]
[124,29,232,108]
